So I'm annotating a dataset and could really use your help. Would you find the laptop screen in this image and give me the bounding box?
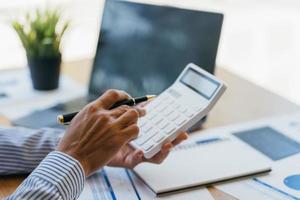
[89,0,223,98]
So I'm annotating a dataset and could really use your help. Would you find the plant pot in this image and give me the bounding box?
[27,54,61,91]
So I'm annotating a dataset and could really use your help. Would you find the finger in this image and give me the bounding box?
[171,132,188,146]
[110,105,145,118]
[137,97,155,108]
[119,123,140,141]
[142,142,173,164]
[110,105,131,118]
[161,142,173,153]
[137,101,148,108]
[133,150,144,160]
[115,109,139,128]
[80,113,110,144]
[96,89,131,109]
[145,149,170,164]
[134,106,146,117]
[127,150,144,168]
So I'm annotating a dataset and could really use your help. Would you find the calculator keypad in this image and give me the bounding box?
[133,93,201,150]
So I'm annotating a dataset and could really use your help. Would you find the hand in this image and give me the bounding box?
[107,132,188,168]
[107,102,188,168]
[56,89,145,176]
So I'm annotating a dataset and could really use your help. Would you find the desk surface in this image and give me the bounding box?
[0,59,299,200]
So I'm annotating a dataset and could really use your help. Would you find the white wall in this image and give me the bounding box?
[0,0,103,67]
[0,0,300,105]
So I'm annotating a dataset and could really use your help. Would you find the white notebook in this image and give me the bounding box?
[133,132,271,195]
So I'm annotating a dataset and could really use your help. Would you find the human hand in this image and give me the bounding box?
[107,132,188,168]
[56,89,145,176]
[107,100,188,168]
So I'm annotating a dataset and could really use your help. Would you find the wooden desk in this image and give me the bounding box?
[1,59,299,199]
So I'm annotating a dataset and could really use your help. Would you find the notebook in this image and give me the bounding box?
[133,131,271,195]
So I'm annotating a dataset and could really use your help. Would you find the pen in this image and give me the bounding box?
[57,95,156,125]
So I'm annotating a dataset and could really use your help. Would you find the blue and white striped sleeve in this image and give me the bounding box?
[0,126,63,175]
[5,151,85,200]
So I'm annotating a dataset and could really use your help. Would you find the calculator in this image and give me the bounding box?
[131,63,227,159]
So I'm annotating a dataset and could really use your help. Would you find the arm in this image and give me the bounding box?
[4,90,188,200]
[0,126,63,175]
[4,90,138,200]
[5,151,84,200]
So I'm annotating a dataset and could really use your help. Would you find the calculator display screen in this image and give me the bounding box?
[180,68,220,99]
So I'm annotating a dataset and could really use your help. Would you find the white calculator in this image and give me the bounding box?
[131,63,227,159]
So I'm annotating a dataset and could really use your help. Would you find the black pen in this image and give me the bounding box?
[57,95,156,125]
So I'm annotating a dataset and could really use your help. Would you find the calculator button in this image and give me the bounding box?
[163,107,174,116]
[194,106,203,112]
[166,98,175,105]
[147,112,157,120]
[164,124,176,135]
[152,103,161,110]
[158,120,169,129]
[157,104,168,112]
[146,106,153,112]
[141,124,153,133]
[152,116,163,125]
[138,119,147,127]
[146,103,153,108]
[178,106,187,113]
[135,137,147,146]
[148,128,159,136]
[169,112,180,121]
[146,104,155,111]
[161,94,169,100]
[142,141,154,151]
[175,116,187,126]
[153,133,166,143]
[185,110,195,118]
[135,129,159,145]
[172,103,181,109]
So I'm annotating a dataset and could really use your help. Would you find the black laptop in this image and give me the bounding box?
[13,0,224,129]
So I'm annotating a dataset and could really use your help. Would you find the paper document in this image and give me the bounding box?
[78,167,214,200]
[133,128,270,195]
[256,154,300,199]
[216,179,296,200]
[215,113,300,200]
[0,68,86,119]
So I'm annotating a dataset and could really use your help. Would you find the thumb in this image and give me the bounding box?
[126,150,144,168]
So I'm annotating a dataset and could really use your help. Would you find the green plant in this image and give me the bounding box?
[12,9,69,58]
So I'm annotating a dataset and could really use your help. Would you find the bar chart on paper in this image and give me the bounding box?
[78,166,214,200]
[216,114,300,200]
[78,167,143,200]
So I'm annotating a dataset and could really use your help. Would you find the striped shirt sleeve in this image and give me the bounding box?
[0,126,63,175]
[5,151,85,200]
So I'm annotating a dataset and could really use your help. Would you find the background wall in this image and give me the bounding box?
[0,0,300,105]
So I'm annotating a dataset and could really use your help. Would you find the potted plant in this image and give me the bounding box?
[12,9,69,90]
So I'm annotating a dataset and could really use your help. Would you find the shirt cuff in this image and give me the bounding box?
[30,151,85,200]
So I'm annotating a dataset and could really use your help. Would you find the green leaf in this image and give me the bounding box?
[11,8,69,59]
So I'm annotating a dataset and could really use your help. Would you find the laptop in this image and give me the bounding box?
[13,0,224,129]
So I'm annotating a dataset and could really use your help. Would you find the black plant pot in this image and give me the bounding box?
[27,54,61,91]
